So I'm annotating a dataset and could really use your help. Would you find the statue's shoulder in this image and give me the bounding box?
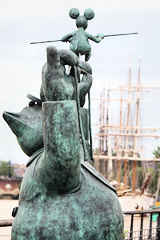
[81,162,116,194]
[20,151,45,202]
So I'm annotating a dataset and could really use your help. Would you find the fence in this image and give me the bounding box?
[0,220,12,240]
[123,209,160,240]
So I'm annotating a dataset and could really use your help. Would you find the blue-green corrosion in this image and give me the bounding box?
[3,44,124,239]
[3,101,123,240]
[61,8,104,61]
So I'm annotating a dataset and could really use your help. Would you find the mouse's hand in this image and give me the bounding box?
[95,33,104,42]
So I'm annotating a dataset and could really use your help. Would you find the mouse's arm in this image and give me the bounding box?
[61,32,74,42]
[87,32,104,43]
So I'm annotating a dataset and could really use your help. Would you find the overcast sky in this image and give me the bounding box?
[0,0,160,163]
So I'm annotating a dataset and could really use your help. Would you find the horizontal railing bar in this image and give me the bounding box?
[0,219,12,227]
[123,209,160,215]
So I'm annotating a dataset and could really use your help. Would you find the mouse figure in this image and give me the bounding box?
[61,8,104,61]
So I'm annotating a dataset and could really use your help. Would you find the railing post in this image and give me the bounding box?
[148,213,152,240]
[139,213,144,240]
[129,214,134,240]
[156,213,160,240]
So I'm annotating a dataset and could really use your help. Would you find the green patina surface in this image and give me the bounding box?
[3,28,124,239]
[4,100,124,240]
[61,8,104,61]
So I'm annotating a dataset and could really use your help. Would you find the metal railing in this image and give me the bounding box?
[123,209,160,240]
[0,219,12,227]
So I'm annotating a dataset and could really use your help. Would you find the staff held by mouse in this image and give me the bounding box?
[29,8,138,161]
[30,8,138,62]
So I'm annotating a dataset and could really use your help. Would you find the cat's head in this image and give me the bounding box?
[3,95,43,157]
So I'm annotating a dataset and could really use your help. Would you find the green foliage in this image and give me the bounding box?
[93,148,100,154]
[148,168,160,194]
[0,161,14,177]
[153,146,160,159]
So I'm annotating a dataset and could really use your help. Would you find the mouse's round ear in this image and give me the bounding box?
[69,8,80,19]
[84,8,95,20]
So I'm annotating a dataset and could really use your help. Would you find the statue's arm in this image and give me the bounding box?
[40,63,47,102]
[36,101,81,193]
[79,73,92,107]
[61,32,74,42]
[36,47,81,193]
[59,49,79,67]
[87,32,103,43]
[78,62,92,106]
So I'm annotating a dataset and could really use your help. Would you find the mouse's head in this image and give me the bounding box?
[69,8,95,30]
[3,95,43,157]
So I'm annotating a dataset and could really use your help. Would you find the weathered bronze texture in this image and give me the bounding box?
[61,8,104,61]
[3,100,124,239]
[40,46,92,161]
[3,16,124,238]
[3,104,43,157]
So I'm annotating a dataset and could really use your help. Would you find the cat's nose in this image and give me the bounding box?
[3,111,23,137]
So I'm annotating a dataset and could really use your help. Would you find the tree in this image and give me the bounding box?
[153,146,160,159]
[0,161,14,177]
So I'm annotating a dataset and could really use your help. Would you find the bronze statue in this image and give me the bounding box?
[30,8,137,63]
[3,8,124,240]
[61,8,104,61]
